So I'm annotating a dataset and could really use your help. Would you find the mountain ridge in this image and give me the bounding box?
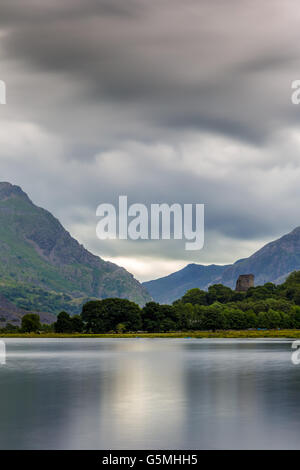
[143,263,229,304]
[0,182,151,318]
[143,227,300,303]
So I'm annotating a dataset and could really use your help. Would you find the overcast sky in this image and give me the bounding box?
[1,0,300,281]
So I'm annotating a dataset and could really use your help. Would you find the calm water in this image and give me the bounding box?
[0,338,300,449]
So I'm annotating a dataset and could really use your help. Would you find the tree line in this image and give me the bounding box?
[3,271,300,334]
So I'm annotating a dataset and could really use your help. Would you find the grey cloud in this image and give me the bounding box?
[0,0,140,25]
[1,1,300,279]
[2,0,300,144]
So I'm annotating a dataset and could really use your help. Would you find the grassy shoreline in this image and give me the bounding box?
[1,329,300,338]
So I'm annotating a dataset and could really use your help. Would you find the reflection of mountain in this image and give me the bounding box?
[1,339,298,449]
[0,182,151,322]
[144,227,300,303]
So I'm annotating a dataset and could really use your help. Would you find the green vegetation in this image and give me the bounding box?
[21,313,41,333]
[2,330,300,338]
[3,271,300,336]
[54,311,84,333]
[0,282,89,314]
[0,184,151,316]
[81,298,142,333]
[144,227,300,305]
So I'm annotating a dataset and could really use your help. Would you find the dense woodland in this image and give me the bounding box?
[3,271,300,334]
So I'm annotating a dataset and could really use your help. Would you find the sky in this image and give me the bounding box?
[1,0,300,281]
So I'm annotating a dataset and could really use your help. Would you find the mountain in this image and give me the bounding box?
[143,263,228,304]
[220,227,300,288]
[143,227,300,303]
[0,293,56,327]
[0,182,151,319]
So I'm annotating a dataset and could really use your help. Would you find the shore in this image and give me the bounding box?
[1,329,300,338]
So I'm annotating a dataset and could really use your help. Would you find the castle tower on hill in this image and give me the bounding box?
[235,274,254,292]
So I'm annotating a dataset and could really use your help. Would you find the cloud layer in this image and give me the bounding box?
[1,1,300,280]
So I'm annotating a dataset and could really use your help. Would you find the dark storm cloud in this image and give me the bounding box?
[0,0,140,24]
[3,0,300,145]
[1,0,300,279]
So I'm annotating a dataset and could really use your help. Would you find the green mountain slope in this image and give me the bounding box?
[0,182,151,314]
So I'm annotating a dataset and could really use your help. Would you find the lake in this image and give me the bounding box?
[0,338,299,449]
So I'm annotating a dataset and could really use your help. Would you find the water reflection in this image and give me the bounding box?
[0,340,5,365]
[0,338,299,449]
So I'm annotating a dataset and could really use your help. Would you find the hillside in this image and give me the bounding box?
[0,182,151,317]
[143,264,228,304]
[144,227,300,303]
[220,227,300,288]
[0,293,56,327]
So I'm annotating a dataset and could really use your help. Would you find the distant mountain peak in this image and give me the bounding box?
[143,263,228,304]
[0,182,30,202]
[144,226,300,303]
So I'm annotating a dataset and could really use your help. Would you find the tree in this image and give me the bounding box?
[142,302,179,332]
[257,312,268,328]
[290,306,300,329]
[246,285,277,301]
[280,312,292,329]
[180,288,208,306]
[245,310,257,328]
[224,308,248,330]
[207,284,234,304]
[283,271,300,288]
[266,309,281,329]
[202,302,226,331]
[71,315,84,333]
[81,301,106,332]
[142,302,161,332]
[81,298,142,333]
[21,314,41,333]
[159,305,179,331]
[54,311,73,333]
[175,302,200,330]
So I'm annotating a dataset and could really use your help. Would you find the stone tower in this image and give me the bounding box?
[235,274,254,292]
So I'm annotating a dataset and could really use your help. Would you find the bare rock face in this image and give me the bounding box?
[235,274,254,292]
